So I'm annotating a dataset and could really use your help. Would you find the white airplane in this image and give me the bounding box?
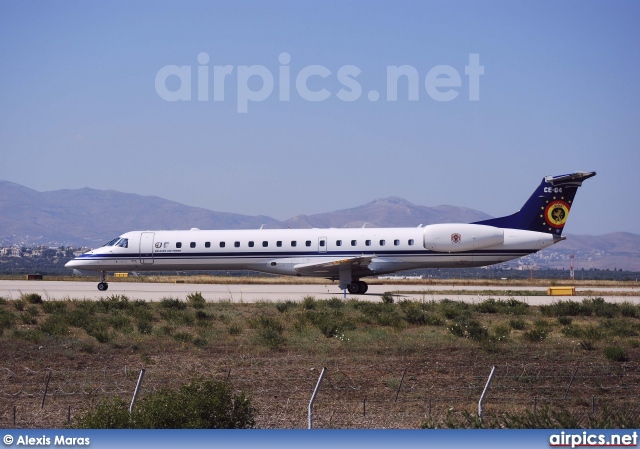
[65,171,596,293]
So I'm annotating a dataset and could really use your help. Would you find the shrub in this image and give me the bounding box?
[540,300,589,317]
[254,316,285,349]
[449,318,489,341]
[523,328,548,342]
[557,316,572,326]
[42,301,67,314]
[380,292,394,304]
[74,379,255,429]
[74,397,131,429]
[21,293,43,304]
[0,309,16,333]
[619,302,639,318]
[302,296,316,310]
[160,297,186,310]
[603,346,627,362]
[133,379,255,429]
[492,324,511,341]
[186,292,206,309]
[98,295,131,313]
[137,319,153,334]
[39,315,69,336]
[275,300,297,313]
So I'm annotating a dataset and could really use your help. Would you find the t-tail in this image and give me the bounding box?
[474,171,596,236]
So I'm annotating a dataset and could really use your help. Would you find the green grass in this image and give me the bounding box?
[1,295,639,363]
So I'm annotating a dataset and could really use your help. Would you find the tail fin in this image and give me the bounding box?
[474,171,596,235]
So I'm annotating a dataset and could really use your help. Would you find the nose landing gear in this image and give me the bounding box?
[97,271,108,291]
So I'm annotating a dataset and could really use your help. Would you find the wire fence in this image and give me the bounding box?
[2,359,639,428]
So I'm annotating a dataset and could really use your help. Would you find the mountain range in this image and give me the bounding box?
[1,180,639,271]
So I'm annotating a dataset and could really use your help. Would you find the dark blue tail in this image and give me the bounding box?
[474,172,596,235]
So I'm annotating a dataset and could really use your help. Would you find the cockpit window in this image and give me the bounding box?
[103,237,121,247]
[116,238,128,248]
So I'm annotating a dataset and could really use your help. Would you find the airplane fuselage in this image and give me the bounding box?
[66,225,557,277]
[64,171,595,293]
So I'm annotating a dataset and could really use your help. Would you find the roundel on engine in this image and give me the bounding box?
[544,200,570,229]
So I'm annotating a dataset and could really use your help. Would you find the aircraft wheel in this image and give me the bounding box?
[358,282,368,294]
[347,282,360,294]
[98,282,109,291]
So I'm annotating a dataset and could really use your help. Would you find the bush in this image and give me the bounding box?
[0,309,16,334]
[42,301,67,314]
[186,292,206,309]
[509,319,527,330]
[557,316,572,326]
[523,328,548,342]
[275,300,297,313]
[302,296,316,310]
[380,292,394,304]
[98,295,131,313]
[160,297,187,310]
[540,300,590,317]
[22,293,43,304]
[254,316,285,349]
[74,397,131,429]
[603,346,627,362]
[75,379,255,429]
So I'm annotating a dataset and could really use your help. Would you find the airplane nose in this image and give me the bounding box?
[65,259,79,268]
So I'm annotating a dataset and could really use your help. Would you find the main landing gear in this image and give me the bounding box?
[97,271,108,291]
[347,280,368,295]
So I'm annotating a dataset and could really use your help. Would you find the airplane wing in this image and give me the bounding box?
[294,256,376,277]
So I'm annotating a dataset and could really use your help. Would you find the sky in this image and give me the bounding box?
[1,1,639,235]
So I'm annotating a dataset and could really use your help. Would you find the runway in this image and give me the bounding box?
[0,280,638,304]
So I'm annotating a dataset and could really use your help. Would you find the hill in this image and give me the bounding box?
[1,180,639,271]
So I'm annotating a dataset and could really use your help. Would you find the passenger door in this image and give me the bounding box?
[139,232,155,264]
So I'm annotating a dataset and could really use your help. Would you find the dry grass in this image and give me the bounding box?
[0,295,639,428]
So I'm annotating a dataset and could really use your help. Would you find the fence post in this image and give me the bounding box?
[129,369,146,415]
[563,366,578,400]
[363,398,366,417]
[478,365,496,424]
[13,406,16,426]
[308,367,326,429]
[41,370,52,409]
[395,368,407,402]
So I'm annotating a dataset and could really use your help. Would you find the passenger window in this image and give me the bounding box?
[277,241,282,247]
[220,242,225,248]
[176,242,182,248]
[190,242,196,248]
[351,240,357,246]
[408,239,414,246]
[305,240,311,247]
[365,240,371,246]
[205,242,211,248]
[394,240,400,246]
[234,241,240,248]
[262,241,268,247]
[249,241,254,247]
[291,241,297,247]
[336,240,342,246]
[320,240,325,247]
[380,240,385,246]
